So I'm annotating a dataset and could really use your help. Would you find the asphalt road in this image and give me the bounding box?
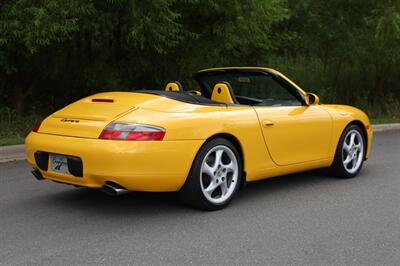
[1,131,399,265]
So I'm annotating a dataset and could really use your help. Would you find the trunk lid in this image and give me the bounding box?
[39,92,160,138]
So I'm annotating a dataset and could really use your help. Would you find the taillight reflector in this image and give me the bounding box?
[32,123,41,133]
[99,123,165,141]
[99,130,165,141]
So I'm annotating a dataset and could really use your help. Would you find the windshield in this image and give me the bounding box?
[195,70,303,106]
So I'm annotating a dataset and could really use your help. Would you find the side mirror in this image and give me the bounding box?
[305,93,320,106]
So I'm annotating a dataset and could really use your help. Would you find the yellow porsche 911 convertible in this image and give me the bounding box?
[25,67,372,210]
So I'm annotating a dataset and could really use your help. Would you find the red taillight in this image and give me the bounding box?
[32,123,41,133]
[99,123,165,141]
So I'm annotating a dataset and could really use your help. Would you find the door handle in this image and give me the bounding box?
[263,120,274,127]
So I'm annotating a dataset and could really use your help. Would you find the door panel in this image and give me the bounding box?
[255,105,332,165]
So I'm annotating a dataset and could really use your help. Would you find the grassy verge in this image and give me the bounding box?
[0,107,43,147]
[0,136,25,146]
[370,118,400,124]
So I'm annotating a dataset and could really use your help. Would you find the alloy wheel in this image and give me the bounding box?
[342,129,364,174]
[200,145,239,204]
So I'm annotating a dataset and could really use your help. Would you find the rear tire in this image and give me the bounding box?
[330,124,366,178]
[179,138,243,211]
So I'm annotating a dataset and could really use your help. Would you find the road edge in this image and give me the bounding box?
[0,144,26,163]
[371,123,400,132]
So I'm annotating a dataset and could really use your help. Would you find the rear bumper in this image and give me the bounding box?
[25,132,204,192]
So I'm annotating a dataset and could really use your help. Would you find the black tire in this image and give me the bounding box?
[330,124,366,178]
[179,137,243,211]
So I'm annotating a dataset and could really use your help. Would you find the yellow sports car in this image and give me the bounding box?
[25,67,372,210]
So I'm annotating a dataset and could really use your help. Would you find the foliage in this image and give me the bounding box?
[371,117,400,124]
[0,0,399,119]
[0,106,42,146]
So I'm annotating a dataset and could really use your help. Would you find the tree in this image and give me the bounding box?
[0,0,92,114]
[0,0,399,118]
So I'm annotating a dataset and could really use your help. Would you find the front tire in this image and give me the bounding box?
[179,138,243,211]
[330,124,366,178]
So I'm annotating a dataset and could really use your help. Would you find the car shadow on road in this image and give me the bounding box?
[40,168,341,216]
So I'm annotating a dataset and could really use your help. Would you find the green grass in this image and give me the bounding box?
[371,118,400,124]
[0,136,25,146]
[0,106,43,147]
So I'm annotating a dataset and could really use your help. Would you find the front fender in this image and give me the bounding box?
[322,105,373,159]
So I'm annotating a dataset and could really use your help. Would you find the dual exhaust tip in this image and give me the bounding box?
[32,169,44,180]
[102,181,129,196]
[31,169,128,196]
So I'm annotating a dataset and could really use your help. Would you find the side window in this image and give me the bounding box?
[235,75,302,106]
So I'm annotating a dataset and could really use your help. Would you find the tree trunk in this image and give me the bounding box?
[13,85,32,115]
[332,57,343,102]
[368,63,385,106]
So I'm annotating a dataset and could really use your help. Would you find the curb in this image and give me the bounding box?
[1,124,399,163]
[372,123,400,132]
[0,144,26,163]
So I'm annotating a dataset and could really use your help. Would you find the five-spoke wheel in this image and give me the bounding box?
[179,138,242,210]
[342,129,364,174]
[200,145,239,205]
[330,124,366,178]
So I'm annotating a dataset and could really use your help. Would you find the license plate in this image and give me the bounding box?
[50,154,70,175]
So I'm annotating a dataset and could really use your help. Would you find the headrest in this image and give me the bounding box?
[165,81,184,92]
[211,82,238,104]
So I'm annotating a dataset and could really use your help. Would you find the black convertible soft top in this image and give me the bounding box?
[137,90,225,106]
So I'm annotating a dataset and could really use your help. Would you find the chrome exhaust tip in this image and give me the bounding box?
[31,169,44,181]
[102,181,129,196]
